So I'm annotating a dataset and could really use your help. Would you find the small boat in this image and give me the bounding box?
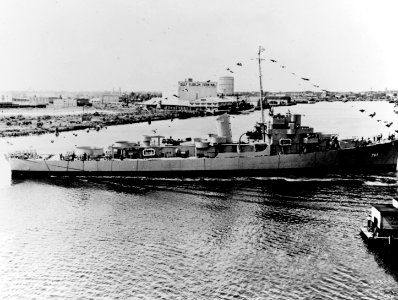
[360,199,398,246]
[394,102,398,113]
[240,107,255,114]
[295,97,309,104]
[307,99,317,104]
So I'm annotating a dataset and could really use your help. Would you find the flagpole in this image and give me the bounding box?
[258,46,265,141]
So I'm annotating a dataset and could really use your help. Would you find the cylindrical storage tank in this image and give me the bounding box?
[218,76,234,95]
[75,146,104,156]
[216,114,232,143]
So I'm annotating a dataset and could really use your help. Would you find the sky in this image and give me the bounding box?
[1,0,398,95]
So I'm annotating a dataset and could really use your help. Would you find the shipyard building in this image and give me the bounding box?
[178,78,217,101]
[140,77,237,114]
[53,98,77,108]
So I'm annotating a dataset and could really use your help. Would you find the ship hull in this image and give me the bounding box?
[8,141,398,178]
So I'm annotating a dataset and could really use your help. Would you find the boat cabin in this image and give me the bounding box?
[361,199,398,245]
[368,199,398,237]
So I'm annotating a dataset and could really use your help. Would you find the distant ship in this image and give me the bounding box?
[6,47,398,178]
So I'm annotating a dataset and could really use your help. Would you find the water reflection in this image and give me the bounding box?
[2,173,398,299]
[365,244,398,281]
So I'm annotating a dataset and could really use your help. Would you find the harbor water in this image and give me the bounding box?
[1,101,398,299]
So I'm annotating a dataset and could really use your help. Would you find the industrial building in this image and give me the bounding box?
[31,96,50,105]
[102,94,121,104]
[140,98,193,111]
[189,96,236,114]
[137,77,239,113]
[12,97,48,108]
[76,98,91,106]
[178,78,217,101]
[0,93,12,102]
[53,99,77,108]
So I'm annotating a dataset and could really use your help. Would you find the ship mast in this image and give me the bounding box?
[257,46,266,141]
[258,46,265,124]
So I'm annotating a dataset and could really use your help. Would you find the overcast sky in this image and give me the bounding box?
[1,0,397,94]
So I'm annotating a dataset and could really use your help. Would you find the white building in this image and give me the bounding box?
[53,99,77,108]
[90,98,103,108]
[89,94,121,107]
[189,96,236,113]
[30,96,50,105]
[102,94,120,104]
[0,93,12,102]
[12,97,31,106]
[178,78,217,101]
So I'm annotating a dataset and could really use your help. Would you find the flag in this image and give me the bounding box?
[301,78,310,81]
[270,59,277,63]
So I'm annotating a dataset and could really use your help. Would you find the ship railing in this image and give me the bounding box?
[59,153,113,161]
[7,150,39,159]
[348,134,396,148]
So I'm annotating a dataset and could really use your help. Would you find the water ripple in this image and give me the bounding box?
[1,173,398,299]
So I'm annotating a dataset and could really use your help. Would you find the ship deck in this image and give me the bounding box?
[360,227,398,246]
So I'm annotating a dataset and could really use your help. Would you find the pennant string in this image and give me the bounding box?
[219,53,329,94]
[264,55,330,92]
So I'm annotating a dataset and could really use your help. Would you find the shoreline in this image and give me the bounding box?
[0,109,203,138]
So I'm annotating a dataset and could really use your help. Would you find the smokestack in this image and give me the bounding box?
[216,114,232,143]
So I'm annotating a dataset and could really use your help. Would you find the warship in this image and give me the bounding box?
[6,47,398,178]
[6,110,398,178]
